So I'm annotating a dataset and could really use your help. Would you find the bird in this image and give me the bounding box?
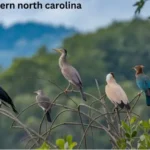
[54,48,86,101]
[34,90,52,122]
[105,72,130,110]
[133,65,150,106]
[0,86,18,114]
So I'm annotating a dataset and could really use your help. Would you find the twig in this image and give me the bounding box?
[78,113,118,149]
[95,79,112,130]
[78,105,87,149]
[0,108,38,146]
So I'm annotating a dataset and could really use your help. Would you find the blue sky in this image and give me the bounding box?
[0,0,150,32]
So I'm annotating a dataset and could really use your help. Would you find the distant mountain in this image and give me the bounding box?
[0,22,77,67]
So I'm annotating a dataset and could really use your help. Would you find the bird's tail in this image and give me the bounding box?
[11,103,18,114]
[118,101,130,110]
[145,90,150,106]
[125,103,130,110]
[118,101,124,109]
[79,87,86,101]
[46,111,52,122]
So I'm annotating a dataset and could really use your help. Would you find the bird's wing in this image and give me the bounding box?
[0,87,18,113]
[0,87,13,104]
[37,95,51,110]
[62,65,82,87]
[105,85,118,104]
[136,74,150,91]
[116,84,128,104]
[105,83,128,104]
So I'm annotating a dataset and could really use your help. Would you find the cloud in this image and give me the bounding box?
[0,0,150,32]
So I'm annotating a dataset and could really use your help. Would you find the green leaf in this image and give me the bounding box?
[131,124,138,131]
[64,142,69,149]
[36,142,50,150]
[56,139,65,149]
[117,138,126,149]
[125,133,130,139]
[121,121,131,133]
[66,135,72,145]
[147,141,150,148]
[138,139,147,149]
[132,131,137,137]
[69,142,77,149]
[140,121,150,130]
[139,120,143,124]
[130,116,137,125]
[140,135,145,141]
[55,135,77,149]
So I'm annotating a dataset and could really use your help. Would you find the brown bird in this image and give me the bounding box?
[34,90,52,122]
[54,48,86,101]
[105,72,130,110]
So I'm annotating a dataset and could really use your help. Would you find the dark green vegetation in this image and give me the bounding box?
[118,117,150,149]
[0,19,150,148]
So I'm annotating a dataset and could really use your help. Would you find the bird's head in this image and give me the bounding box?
[133,65,144,73]
[34,90,44,95]
[106,72,115,83]
[53,48,67,55]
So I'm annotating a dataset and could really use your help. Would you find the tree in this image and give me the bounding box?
[133,0,150,16]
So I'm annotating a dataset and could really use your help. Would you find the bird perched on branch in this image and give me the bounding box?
[133,65,150,106]
[54,48,86,101]
[105,73,130,110]
[34,90,52,122]
[0,87,18,114]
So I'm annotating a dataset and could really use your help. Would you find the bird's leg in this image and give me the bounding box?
[64,82,71,93]
[0,100,1,107]
[113,105,118,112]
[70,85,75,92]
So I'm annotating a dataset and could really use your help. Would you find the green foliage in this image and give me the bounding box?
[117,138,126,149]
[36,142,50,150]
[117,117,150,149]
[56,135,77,149]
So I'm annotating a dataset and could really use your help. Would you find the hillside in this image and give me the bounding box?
[0,22,76,67]
[0,19,150,148]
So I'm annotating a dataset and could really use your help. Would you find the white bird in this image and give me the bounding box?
[105,72,130,110]
[34,90,52,122]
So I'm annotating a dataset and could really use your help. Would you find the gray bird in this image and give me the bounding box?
[54,48,86,101]
[34,90,52,122]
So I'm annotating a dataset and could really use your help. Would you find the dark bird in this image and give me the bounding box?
[54,48,86,101]
[34,90,52,122]
[133,65,150,106]
[105,73,130,110]
[0,87,18,114]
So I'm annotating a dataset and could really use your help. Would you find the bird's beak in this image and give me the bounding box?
[53,49,62,53]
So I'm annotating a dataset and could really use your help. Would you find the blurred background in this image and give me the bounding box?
[0,0,150,148]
